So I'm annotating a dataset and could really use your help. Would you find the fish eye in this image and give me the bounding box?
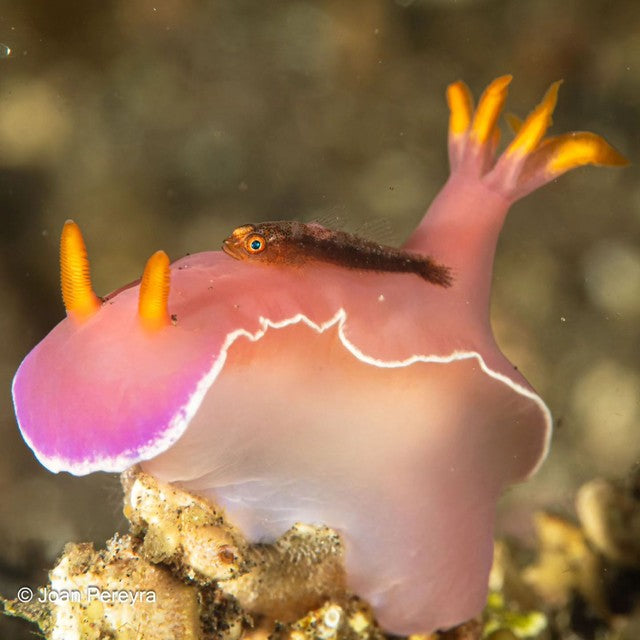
[245,234,266,254]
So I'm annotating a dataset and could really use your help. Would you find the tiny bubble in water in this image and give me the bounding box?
[0,44,11,58]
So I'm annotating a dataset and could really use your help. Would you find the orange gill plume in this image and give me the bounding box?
[470,74,511,145]
[505,80,562,156]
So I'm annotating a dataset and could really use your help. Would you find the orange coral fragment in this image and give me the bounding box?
[60,220,101,321]
[446,80,474,136]
[506,80,562,156]
[470,75,512,145]
[138,250,171,330]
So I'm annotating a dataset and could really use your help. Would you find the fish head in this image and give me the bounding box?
[223,222,293,263]
[222,223,264,260]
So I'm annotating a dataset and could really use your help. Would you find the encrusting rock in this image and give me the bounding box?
[4,468,363,640]
[123,468,347,623]
[5,534,214,640]
[17,467,640,639]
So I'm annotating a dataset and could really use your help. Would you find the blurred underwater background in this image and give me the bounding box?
[0,1,638,638]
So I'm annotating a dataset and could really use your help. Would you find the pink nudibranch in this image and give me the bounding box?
[12,76,625,635]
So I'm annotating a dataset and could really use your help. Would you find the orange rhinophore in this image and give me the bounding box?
[60,220,101,321]
[138,250,171,330]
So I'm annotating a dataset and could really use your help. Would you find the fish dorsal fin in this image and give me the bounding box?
[303,206,346,231]
[355,217,400,247]
[304,206,399,247]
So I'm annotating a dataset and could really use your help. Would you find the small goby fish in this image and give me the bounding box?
[222,221,453,287]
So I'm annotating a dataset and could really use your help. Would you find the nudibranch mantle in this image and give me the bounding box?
[14,251,542,474]
[12,76,625,635]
